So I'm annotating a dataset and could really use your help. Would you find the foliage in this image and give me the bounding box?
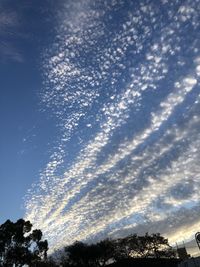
[0,218,48,266]
[35,256,58,267]
[60,233,175,266]
[61,239,114,267]
[0,217,175,267]
[119,233,175,258]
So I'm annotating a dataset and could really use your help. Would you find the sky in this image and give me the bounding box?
[1,0,200,254]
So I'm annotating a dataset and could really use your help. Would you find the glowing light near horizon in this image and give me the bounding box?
[25,0,200,253]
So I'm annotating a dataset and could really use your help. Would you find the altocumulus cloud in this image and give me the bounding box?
[25,0,200,253]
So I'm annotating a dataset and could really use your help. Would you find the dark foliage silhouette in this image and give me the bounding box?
[0,218,48,266]
[114,233,175,259]
[108,258,180,267]
[61,233,175,266]
[0,218,177,267]
[61,239,115,266]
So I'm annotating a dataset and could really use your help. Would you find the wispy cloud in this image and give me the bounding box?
[0,3,23,63]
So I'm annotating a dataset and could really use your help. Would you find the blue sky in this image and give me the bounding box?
[0,0,57,222]
[1,0,200,254]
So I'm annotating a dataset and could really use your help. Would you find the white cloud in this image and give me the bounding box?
[25,0,200,254]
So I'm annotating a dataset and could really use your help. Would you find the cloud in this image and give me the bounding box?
[25,0,200,253]
[0,11,18,29]
[0,3,24,63]
[0,42,24,63]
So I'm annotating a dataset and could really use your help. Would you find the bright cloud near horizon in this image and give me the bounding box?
[0,0,200,254]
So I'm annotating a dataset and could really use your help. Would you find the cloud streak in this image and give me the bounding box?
[0,2,24,63]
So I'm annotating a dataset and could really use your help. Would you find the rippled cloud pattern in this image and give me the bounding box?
[25,0,200,252]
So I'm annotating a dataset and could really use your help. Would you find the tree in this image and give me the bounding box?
[95,239,115,266]
[114,234,138,259]
[135,233,175,258]
[0,218,48,266]
[62,239,115,267]
[63,241,86,266]
[116,233,175,259]
[60,233,175,266]
[35,256,58,267]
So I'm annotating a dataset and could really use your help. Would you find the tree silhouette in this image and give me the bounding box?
[0,218,48,266]
[115,233,175,259]
[62,239,115,267]
[62,241,88,266]
[135,233,175,258]
[61,233,175,266]
[95,239,115,266]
